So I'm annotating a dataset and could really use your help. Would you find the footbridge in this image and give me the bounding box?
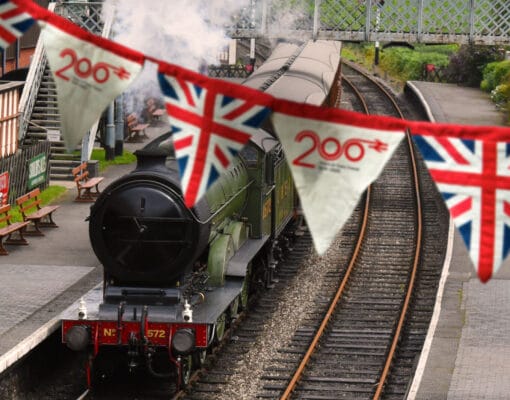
[230,0,510,45]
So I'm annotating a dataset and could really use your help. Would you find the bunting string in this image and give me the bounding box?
[9,0,510,282]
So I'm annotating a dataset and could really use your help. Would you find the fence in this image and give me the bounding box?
[208,64,253,79]
[230,0,510,45]
[421,63,447,83]
[0,141,51,205]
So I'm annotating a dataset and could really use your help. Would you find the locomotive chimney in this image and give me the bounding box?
[133,149,170,173]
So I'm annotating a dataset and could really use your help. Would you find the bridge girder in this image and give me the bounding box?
[229,0,510,45]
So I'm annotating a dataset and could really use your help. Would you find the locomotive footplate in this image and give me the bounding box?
[61,279,244,348]
[192,278,244,323]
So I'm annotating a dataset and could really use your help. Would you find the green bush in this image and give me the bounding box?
[481,60,510,92]
[379,46,451,80]
[444,45,503,87]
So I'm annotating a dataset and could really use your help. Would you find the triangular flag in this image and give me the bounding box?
[412,134,510,282]
[38,14,144,150]
[272,103,406,255]
[157,61,273,207]
[0,0,36,51]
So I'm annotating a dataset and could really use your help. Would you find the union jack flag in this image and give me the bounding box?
[0,0,35,51]
[157,62,272,207]
[413,135,510,282]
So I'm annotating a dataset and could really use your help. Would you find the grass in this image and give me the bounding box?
[74,148,137,172]
[91,149,137,171]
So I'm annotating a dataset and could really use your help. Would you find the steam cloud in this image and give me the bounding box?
[102,0,251,115]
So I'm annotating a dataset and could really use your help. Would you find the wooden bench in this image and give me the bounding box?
[126,113,149,142]
[151,108,166,124]
[15,188,59,236]
[0,204,30,255]
[72,162,105,202]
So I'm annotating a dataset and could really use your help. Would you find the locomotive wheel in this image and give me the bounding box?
[215,313,227,342]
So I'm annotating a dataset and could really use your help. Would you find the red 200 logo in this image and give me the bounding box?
[55,48,130,83]
[292,130,388,169]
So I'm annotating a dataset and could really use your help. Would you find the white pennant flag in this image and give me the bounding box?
[272,105,406,255]
[39,17,145,150]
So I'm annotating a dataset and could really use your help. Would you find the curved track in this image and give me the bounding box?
[272,61,420,399]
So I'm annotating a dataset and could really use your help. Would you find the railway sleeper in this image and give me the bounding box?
[293,384,376,393]
[302,376,377,384]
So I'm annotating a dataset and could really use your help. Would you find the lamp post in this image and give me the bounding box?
[249,0,256,69]
[374,1,384,66]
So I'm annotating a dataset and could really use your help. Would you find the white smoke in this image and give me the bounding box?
[102,0,251,116]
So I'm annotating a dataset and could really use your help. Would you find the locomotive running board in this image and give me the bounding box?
[225,235,269,277]
[192,278,244,324]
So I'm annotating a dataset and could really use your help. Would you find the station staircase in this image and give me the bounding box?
[22,64,78,180]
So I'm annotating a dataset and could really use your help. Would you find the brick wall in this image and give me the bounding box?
[3,48,35,75]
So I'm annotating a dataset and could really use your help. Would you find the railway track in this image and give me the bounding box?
[267,62,448,399]
[177,61,448,399]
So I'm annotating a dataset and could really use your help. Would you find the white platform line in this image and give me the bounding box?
[406,216,455,399]
[0,317,61,374]
[406,81,436,123]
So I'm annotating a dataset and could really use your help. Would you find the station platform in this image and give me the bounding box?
[406,81,510,400]
[0,123,170,375]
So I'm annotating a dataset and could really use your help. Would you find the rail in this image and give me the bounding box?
[373,132,423,399]
[281,62,422,399]
[280,187,371,399]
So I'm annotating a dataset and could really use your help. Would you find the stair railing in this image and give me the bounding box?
[18,3,56,142]
[19,1,112,164]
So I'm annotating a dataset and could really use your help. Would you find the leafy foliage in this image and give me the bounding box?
[480,60,510,92]
[443,45,503,87]
[480,60,510,121]
[379,46,452,81]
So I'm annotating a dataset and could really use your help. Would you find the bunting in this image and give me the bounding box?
[157,61,272,207]
[272,102,406,255]
[37,13,144,150]
[0,0,35,51]
[412,134,510,282]
[9,0,510,282]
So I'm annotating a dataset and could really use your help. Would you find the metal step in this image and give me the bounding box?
[30,119,61,126]
[50,159,80,168]
[50,172,75,181]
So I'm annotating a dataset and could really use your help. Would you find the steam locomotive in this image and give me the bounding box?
[61,40,342,389]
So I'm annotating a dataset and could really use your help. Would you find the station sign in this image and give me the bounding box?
[47,129,61,142]
[28,153,47,189]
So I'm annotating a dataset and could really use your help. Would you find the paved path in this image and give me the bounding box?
[407,81,510,400]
